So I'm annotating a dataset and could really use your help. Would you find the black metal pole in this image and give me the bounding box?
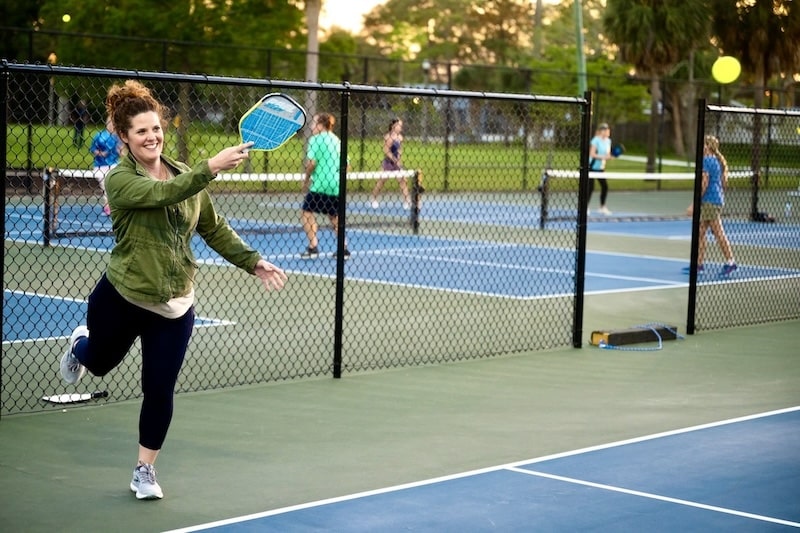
[1,62,8,417]
[686,99,707,335]
[332,87,351,379]
[572,90,592,348]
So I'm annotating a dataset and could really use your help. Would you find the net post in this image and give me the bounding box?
[538,168,549,230]
[749,169,760,222]
[410,169,423,234]
[42,167,54,247]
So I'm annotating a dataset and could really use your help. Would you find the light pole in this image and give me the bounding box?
[421,59,431,141]
[47,52,57,126]
[574,0,587,95]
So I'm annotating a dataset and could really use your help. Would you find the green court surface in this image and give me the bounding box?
[3,177,799,531]
[1,288,798,532]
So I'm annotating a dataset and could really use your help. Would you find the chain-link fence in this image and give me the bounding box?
[2,62,589,415]
[7,25,800,158]
[687,103,800,332]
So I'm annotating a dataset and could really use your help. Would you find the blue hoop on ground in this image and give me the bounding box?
[597,323,684,352]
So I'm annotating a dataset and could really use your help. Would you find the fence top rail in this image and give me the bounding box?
[707,103,800,118]
[1,60,588,105]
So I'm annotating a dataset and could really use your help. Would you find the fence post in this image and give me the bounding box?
[686,99,707,336]
[333,86,351,379]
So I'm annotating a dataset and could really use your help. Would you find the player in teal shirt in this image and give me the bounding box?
[300,112,350,259]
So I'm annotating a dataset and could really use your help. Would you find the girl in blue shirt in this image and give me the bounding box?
[684,135,737,276]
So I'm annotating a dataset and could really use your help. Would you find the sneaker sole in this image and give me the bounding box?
[130,481,163,500]
[135,489,163,500]
[60,326,89,384]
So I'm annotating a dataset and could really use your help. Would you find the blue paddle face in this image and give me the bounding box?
[611,144,624,157]
[239,93,307,151]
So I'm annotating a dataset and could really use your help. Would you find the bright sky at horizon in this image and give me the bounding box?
[320,0,386,33]
[320,0,567,34]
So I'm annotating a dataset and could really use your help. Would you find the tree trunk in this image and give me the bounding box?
[668,89,685,158]
[305,0,322,120]
[646,76,660,173]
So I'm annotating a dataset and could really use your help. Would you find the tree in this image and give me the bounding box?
[603,0,711,171]
[303,0,322,120]
[305,0,322,83]
[362,0,535,65]
[319,29,361,82]
[35,0,304,74]
[711,0,800,109]
[0,0,46,61]
[710,0,800,178]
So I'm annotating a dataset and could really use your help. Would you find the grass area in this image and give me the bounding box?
[8,124,798,194]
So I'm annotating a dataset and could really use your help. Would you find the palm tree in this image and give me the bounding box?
[710,0,800,188]
[711,0,800,109]
[603,0,711,172]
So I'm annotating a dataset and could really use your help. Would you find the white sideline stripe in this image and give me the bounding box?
[54,169,417,181]
[1,289,233,346]
[544,170,753,180]
[164,406,800,533]
[55,169,106,179]
[508,468,800,528]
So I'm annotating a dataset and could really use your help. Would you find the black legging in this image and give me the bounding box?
[73,274,194,450]
[588,177,609,206]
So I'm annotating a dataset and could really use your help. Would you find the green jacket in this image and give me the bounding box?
[105,153,261,303]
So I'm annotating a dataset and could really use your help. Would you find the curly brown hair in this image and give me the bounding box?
[105,80,170,140]
[314,112,335,131]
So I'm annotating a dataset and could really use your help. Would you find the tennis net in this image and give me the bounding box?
[537,169,773,228]
[40,168,422,245]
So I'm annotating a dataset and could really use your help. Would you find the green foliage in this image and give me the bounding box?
[319,29,362,82]
[0,0,45,61]
[362,0,535,65]
[603,0,710,77]
[711,0,800,90]
[35,0,305,76]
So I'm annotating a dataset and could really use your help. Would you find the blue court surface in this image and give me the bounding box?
[2,290,232,344]
[165,407,800,532]
[6,201,800,302]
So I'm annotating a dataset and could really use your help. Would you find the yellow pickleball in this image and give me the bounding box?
[712,56,741,84]
[62,14,71,23]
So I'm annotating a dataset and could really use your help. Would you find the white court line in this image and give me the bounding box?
[261,242,688,300]
[164,406,800,533]
[311,243,686,285]
[2,289,234,346]
[507,468,800,528]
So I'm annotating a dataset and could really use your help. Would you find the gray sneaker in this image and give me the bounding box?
[300,246,319,259]
[130,462,163,500]
[60,326,88,384]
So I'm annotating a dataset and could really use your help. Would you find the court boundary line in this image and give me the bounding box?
[507,467,800,528]
[2,289,234,346]
[164,405,800,533]
[8,235,797,301]
[266,240,690,299]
